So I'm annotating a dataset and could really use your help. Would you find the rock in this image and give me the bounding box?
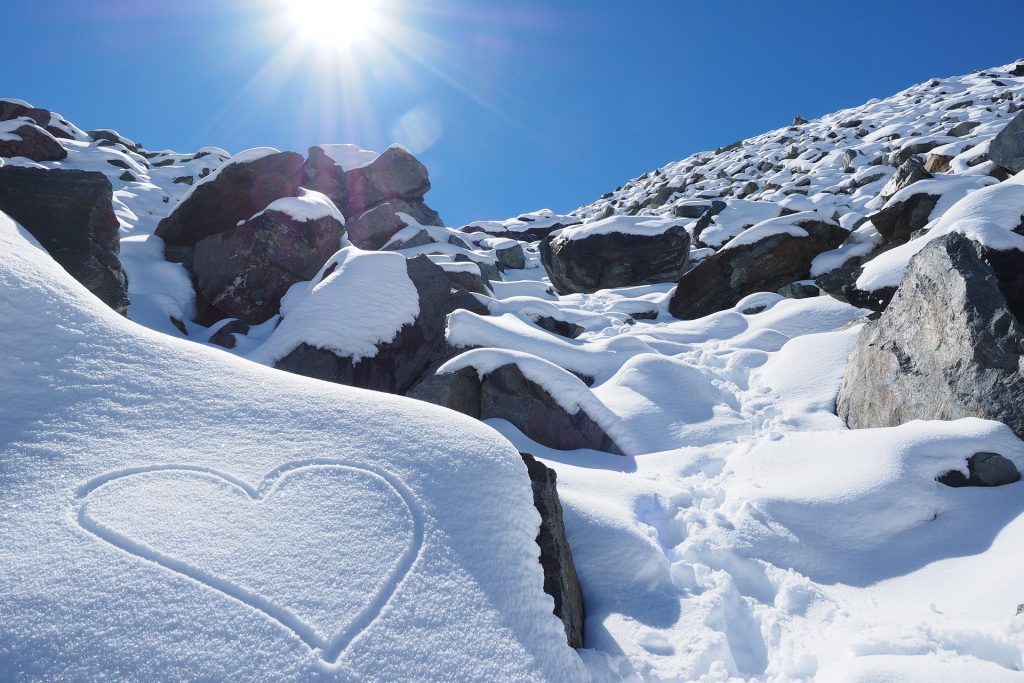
[989,111,1024,174]
[924,153,952,173]
[274,256,487,394]
[533,315,584,339]
[792,115,808,125]
[539,219,691,295]
[384,228,435,250]
[948,120,980,137]
[814,263,895,312]
[405,364,481,417]
[191,204,346,324]
[208,319,250,349]
[495,241,526,269]
[155,151,305,247]
[673,199,726,219]
[0,122,68,162]
[837,232,1024,438]
[669,215,847,320]
[346,199,443,250]
[342,145,431,217]
[937,452,1021,488]
[870,192,940,244]
[0,166,128,313]
[87,129,140,153]
[880,159,932,202]
[520,453,585,649]
[777,282,820,299]
[0,101,50,126]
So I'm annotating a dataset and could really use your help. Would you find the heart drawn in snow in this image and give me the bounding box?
[75,460,424,664]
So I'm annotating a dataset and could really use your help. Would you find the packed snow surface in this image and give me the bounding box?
[250,188,346,224]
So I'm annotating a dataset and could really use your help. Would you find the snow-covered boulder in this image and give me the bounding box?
[879,158,932,201]
[0,120,67,162]
[870,175,996,244]
[155,148,305,248]
[251,250,486,394]
[0,166,128,313]
[462,209,581,242]
[539,216,691,295]
[989,110,1024,174]
[345,198,442,250]
[87,128,142,153]
[669,213,847,320]
[191,190,347,325]
[838,232,1024,438]
[0,214,586,680]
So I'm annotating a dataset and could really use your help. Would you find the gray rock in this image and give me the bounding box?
[777,282,820,299]
[837,232,1024,438]
[208,319,250,349]
[520,453,585,648]
[870,191,940,244]
[989,111,1024,174]
[346,199,443,250]
[540,223,691,295]
[880,159,932,202]
[669,217,847,320]
[937,452,1021,488]
[87,129,140,153]
[495,242,526,270]
[814,263,895,312]
[155,151,305,247]
[191,207,345,324]
[0,122,67,162]
[0,166,128,313]
[673,199,726,219]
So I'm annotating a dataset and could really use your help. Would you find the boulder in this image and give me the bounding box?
[274,256,487,394]
[155,151,305,247]
[495,241,526,270]
[0,101,50,126]
[937,452,1021,488]
[870,192,940,244]
[879,159,932,202]
[520,453,585,648]
[669,215,847,320]
[346,199,443,250]
[539,218,691,295]
[0,166,128,313]
[837,232,1024,438]
[191,204,346,324]
[673,199,726,219]
[87,129,141,153]
[989,111,1024,174]
[0,122,67,162]
[814,263,895,312]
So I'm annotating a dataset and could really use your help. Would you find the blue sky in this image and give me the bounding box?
[3,1,1024,225]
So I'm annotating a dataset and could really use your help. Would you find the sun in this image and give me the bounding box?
[287,0,382,46]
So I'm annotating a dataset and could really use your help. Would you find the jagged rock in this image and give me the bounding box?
[274,256,487,394]
[937,452,1021,488]
[0,122,67,162]
[669,215,847,320]
[191,205,346,324]
[989,111,1024,174]
[880,159,932,201]
[346,199,443,250]
[520,453,585,649]
[0,166,128,313]
[155,151,305,247]
[837,232,1024,438]
[539,219,691,295]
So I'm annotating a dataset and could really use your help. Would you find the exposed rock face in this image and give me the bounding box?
[191,207,345,324]
[837,232,1024,438]
[870,191,940,244]
[669,217,847,320]
[409,361,623,454]
[0,122,67,162]
[155,151,305,247]
[937,452,1021,488]
[274,256,487,394]
[0,166,128,313]
[520,453,585,649]
[539,224,691,295]
[989,111,1024,174]
[345,198,442,250]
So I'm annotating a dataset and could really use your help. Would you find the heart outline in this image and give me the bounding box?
[74,459,424,664]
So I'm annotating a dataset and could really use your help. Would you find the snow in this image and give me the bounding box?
[720,212,836,251]
[249,188,345,224]
[0,212,585,681]
[178,147,280,204]
[318,143,379,170]
[249,247,419,365]
[553,215,683,241]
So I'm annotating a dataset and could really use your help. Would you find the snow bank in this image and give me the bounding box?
[250,188,345,224]
[249,247,418,365]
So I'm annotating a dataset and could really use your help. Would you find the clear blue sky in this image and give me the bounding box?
[3,1,1024,226]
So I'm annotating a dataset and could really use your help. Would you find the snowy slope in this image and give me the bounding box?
[0,214,586,681]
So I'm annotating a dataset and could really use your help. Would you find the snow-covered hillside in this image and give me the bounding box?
[3,61,1024,682]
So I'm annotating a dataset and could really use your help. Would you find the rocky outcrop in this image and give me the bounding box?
[155,151,305,248]
[669,216,847,320]
[520,453,585,648]
[539,221,691,295]
[191,205,345,324]
[0,166,128,313]
[837,232,1024,438]
[0,122,67,162]
[274,256,487,393]
[989,111,1024,174]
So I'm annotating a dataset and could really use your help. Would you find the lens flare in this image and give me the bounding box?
[287,0,381,45]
